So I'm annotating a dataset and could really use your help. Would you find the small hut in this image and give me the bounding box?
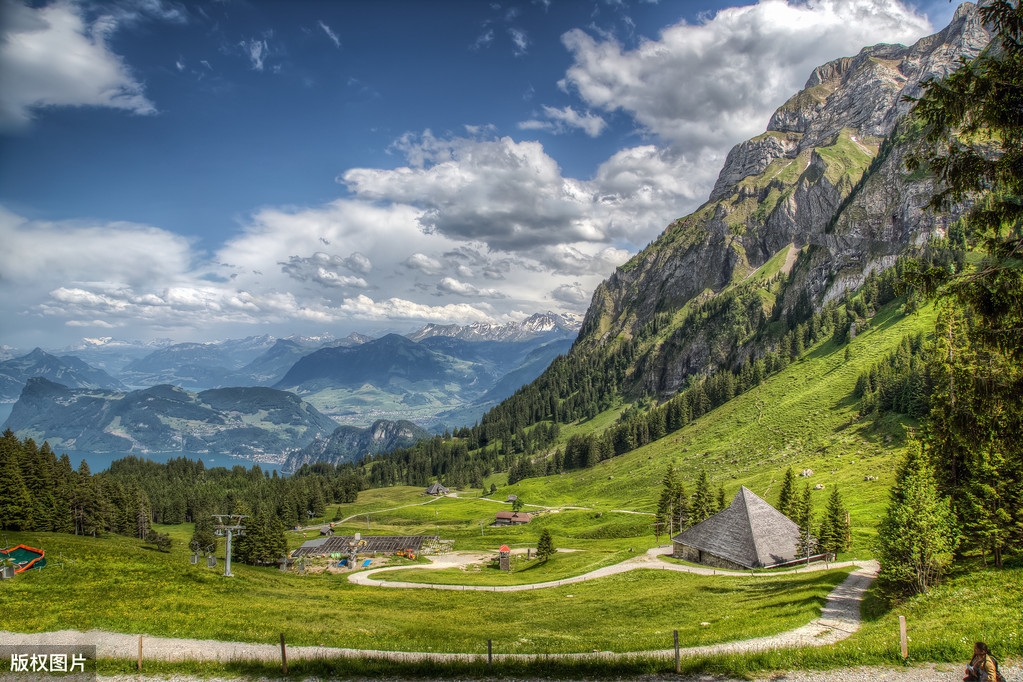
[671,486,825,569]
[499,544,511,571]
[494,511,532,526]
[425,482,450,496]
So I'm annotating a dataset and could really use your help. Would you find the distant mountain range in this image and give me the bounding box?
[407,312,580,342]
[0,348,126,402]
[3,378,338,459]
[1,312,580,461]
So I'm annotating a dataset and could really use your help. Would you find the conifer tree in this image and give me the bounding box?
[818,487,850,558]
[793,484,816,560]
[907,0,1023,567]
[0,434,32,531]
[875,439,959,598]
[690,470,713,524]
[655,464,689,538]
[536,528,555,562]
[777,467,796,519]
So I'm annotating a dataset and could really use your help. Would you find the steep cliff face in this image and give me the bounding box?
[576,3,989,397]
[282,419,430,471]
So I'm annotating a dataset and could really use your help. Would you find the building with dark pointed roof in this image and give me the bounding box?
[671,486,822,569]
[425,482,450,496]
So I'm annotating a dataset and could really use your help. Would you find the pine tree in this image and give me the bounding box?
[907,0,1023,567]
[875,439,959,598]
[536,528,555,562]
[655,464,689,538]
[777,467,796,519]
[690,470,713,524]
[818,487,850,558]
[0,434,33,530]
[793,484,816,560]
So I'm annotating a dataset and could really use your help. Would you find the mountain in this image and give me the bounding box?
[3,378,338,459]
[119,335,282,389]
[0,348,127,402]
[571,4,989,398]
[273,329,580,429]
[407,312,580,343]
[282,419,431,471]
[56,337,174,375]
[276,333,485,392]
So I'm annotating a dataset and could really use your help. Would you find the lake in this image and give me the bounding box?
[60,450,286,475]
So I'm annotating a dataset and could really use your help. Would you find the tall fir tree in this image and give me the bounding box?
[777,467,796,519]
[818,487,850,558]
[536,528,555,562]
[875,439,959,598]
[690,470,713,524]
[655,464,689,538]
[793,484,816,560]
[907,0,1023,568]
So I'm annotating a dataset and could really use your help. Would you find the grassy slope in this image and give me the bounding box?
[499,300,936,557]
[0,529,848,655]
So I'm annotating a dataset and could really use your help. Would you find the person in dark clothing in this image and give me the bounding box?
[964,641,998,681]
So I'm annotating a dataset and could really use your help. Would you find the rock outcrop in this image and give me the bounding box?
[574,4,990,397]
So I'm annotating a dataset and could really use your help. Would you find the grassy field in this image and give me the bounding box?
[380,547,635,585]
[0,530,850,656]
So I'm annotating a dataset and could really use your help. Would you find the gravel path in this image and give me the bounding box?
[348,547,873,592]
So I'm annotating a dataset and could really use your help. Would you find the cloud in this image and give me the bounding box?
[0,0,158,129]
[551,283,591,305]
[318,19,340,48]
[561,0,932,152]
[241,37,268,71]
[343,132,605,251]
[508,27,529,55]
[279,253,370,289]
[437,277,506,299]
[403,253,444,275]
[472,28,494,50]
[518,105,607,137]
[0,206,193,286]
[337,294,493,323]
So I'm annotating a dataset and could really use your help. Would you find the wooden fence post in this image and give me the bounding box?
[899,616,908,660]
[280,633,288,674]
[674,629,680,673]
[137,635,142,671]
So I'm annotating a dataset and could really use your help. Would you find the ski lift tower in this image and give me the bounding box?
[212,514,248,577]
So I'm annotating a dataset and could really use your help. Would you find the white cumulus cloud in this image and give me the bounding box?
[0,0,158,129]
[561,0,932,152]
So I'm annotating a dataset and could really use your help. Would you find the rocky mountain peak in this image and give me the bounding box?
[575,5,992,398]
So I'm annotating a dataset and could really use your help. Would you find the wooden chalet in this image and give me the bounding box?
[494,511,532,526]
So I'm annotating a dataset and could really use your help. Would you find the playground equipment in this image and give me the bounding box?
[0,544,46,578]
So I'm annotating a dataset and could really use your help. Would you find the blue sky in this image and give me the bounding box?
[0,0,959,351]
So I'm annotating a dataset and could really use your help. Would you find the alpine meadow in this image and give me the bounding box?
[0,1,1021,680]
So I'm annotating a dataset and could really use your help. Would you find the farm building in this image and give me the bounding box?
[494,511,532,526]
[425,483,450,496]
[671,486,825,569]
[293,535,440,558]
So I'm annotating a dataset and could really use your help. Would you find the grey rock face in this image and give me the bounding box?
[577,3,990,397]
